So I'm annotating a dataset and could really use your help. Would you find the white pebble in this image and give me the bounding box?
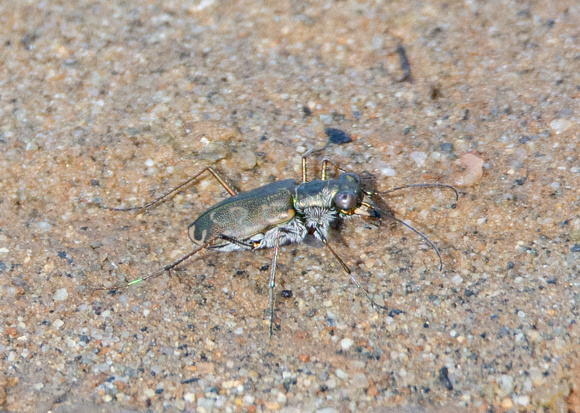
[551,182,560,189]
[53,288,68,301]
[143,388,155,398]
[516,395,530,406]
[352,373,369,388]
[340,338,354,350]
[317,408,338,413]
[184,393,196,403]
[36,222,53,232]
[550,119,573,134]
[410,151,428,167]
[53,319,64,329]
[381,166,396,176]
[145,159,155,167]
[277,392,287,403]
[335,368,349,380]
[497,374,514,395]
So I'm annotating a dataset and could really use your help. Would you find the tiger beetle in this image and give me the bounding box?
[92,150,458,336]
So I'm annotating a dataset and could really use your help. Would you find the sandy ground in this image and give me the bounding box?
[1,0,579,412]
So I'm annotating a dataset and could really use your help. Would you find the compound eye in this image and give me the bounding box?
[334,191,358,211]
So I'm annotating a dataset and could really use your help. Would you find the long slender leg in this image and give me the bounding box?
[268,229,282,337]
[321,159,348,180]
[315,228,386,310]
[97,167,237,211]
[93,236,218,291]
[301,149,316,183]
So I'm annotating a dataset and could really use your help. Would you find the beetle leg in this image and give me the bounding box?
[214,234,257,250]
[96,167,237,212]
[93,237,218,291]
[315,228,387,311]
[268,229,282,337]
[320,159,349,180]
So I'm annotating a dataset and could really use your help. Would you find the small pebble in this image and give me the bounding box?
[438,367,453,390]
[550,119,573,134]
[516,395,530,406]
[324,127,352,145]
[439,142,454,154]
[335,369,349,380]
[454,153,484,187]
[352,373,369,389]
[52,319,64,329]
[497,374,514,396]
[53,288,68,301]
[239,149,257,169]
[340,338,354,350]
[500,398,513,409]
[36,222,53,232]
[316,408,338,413]
[410,151,428,167]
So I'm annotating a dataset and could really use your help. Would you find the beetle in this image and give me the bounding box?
[92,152,458,336]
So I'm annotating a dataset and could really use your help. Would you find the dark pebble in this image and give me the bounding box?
[324,127,352,145]
[0,261,5,272]
[438,366,454,390]
[439,142,454,154]
[571,244,580,252]
[389,309,404,317]
[126,127,141,136]
[281,290,293,298]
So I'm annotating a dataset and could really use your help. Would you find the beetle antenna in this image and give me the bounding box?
[377,183,458,207]
[381,212,444,271]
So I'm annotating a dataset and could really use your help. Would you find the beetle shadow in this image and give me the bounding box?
[358,171,399,223]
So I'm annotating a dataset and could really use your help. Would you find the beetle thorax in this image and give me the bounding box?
[294,186,338,237]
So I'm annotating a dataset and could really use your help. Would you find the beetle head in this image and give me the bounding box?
[333,173,379,219]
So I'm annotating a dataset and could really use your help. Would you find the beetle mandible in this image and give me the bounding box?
[92,151,458,336]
